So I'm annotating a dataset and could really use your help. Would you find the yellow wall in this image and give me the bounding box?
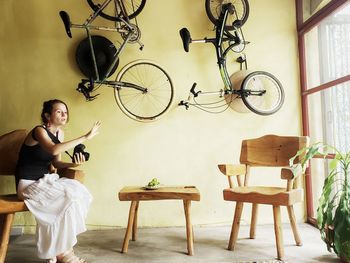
[0,0,302,231]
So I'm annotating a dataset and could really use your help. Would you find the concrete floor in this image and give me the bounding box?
[5,223,339,263]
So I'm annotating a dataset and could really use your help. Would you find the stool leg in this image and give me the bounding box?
[132,201,139,241]
[122,201,137,253]
[273,205,284,260]
[0,213,15,263]
[183,200,193,256]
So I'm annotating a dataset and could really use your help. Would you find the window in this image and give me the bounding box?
[302,0,333,22]
[297,0,350,222]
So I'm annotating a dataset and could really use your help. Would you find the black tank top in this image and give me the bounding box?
[15,126,60,187]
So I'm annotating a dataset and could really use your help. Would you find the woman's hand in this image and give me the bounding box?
[73,152,86,166]
[85,121,101,140]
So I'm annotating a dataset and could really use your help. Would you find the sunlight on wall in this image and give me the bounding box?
[0,0,302,232]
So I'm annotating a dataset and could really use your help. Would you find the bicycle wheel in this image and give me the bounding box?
[86,0,146,21]
[241,71,284,115]
[205,0,249,31]
[114,60,174,122]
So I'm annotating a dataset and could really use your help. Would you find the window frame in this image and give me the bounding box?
[296,0,350,224]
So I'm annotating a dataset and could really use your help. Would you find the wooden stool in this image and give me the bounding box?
[118,186,200,255]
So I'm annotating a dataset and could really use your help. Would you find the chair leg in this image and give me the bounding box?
[228,202,243,251]
[0,213,15,263]
[273,206,284,260]
[287,205,302,246]
[250,203,258,239]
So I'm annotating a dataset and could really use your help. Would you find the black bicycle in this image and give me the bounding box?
[179,1,284,116]
[60,0,174,122]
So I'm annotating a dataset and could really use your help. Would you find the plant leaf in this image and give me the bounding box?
[329,158,339,170]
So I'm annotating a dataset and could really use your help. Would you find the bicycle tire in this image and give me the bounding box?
[114,60,174,122]
[205,0,249,31]
[240,71,284,115]
[86,0,146,21]
[76,35,119,80]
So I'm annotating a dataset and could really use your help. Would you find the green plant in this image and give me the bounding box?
[290,143,350,262]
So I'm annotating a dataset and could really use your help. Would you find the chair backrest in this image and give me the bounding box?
[0,130,27,175]
[239,135,308,167]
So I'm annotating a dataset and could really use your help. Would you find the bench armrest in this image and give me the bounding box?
[57,168,85,183]
[281,166,302,180]
[218,164,246,177]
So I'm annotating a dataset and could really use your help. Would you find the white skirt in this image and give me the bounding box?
[22,173,92,259]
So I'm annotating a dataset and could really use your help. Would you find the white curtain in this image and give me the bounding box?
[319,9,350,153]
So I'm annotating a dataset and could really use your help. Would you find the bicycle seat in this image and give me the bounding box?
[59,11,72,38]
[179,28,191,52]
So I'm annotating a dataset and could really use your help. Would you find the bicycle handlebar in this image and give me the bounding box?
[190,83,201,97]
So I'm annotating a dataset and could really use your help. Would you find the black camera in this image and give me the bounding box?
[72,144,90,162]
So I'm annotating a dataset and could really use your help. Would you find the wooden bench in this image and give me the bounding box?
[0,129,84,263]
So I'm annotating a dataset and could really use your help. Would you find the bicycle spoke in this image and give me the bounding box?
[87,0,146,21]
[119,90,168,115]
[241,71,284,115]
[206,0,249,30]
[115,61,174,121]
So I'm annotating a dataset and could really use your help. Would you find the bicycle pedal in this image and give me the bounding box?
[232,19,243,28]
[89,94,100,101]
[77,83,85,92]
[236,56,246,63]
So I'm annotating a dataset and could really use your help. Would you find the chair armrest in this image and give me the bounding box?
[218,164,246,177]
[281,166,302,180]
[57,168,85,183]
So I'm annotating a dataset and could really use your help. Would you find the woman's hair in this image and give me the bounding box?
[41,99,69,124]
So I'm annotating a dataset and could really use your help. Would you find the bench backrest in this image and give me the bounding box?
[0,130,27,175]
[239,134,308,167]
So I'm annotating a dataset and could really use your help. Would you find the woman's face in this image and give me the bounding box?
[48,103,68,126]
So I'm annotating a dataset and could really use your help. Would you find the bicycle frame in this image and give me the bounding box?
[179,2,284,115]
[189,4,244,97]
[215,5,233,91]
[71,0,140,82]
[60,0,147,100]
[187,4,265,99]
[60,1,175,121]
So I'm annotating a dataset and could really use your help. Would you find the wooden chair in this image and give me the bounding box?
[0,129,85,263]
[218,134,309,260]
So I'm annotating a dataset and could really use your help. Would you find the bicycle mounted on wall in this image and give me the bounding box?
[179,0,284,116]
[59,0,174,122]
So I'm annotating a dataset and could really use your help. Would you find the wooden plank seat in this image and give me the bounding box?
[223,187,303,206]
[0,129,84,263]
[0,195,28,214]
